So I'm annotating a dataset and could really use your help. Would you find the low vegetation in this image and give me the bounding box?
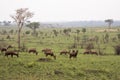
[0,26,120,80]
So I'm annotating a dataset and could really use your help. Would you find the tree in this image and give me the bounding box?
[86,43,94,51]
[73,29,80,48]
[53,30,58,36]
[10,8,33,49]
[3,21,11,26]
[1,30,7,35]
[76,29,80,35]
[105,19,113,29]
[63,28,71,36]
[117,33,120,40]
[104,33,109,43]
[82,28,86,33]
[26,22,40,36]
[0,21,1,25]
[9,29,14,35]
[25,30,31,35]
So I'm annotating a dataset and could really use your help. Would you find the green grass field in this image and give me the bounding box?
[0,26,120,80]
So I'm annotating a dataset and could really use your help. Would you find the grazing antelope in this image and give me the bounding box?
[5,51,19,58]
[1,45,13,53]
[60,50,69,55]
[83,50,98,55]
[69,50,78,59]
[28,48,38,55]
[1,48,7,53]
[42,48,56,60]
[42,48,52,53]
[91,51,98,55]
[83,50,91,54]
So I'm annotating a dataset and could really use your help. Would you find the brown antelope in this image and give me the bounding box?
[5,51,19,58]
[42,48,56,60]
[69,50,78,59]
[60,50,69,55]
[28,48,38,55]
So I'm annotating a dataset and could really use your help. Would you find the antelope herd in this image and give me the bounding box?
[0,45,98,59]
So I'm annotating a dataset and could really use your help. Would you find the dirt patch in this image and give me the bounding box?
[83,69,110,74]
[37,58,53,62]
[54,70,64,75]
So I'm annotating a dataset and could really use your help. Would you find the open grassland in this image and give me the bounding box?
[0,53,120,80]
[0,26,120,80]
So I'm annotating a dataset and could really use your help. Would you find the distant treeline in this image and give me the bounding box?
[0,20,120,27]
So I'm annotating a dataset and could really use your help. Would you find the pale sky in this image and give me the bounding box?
[0,0,120,22]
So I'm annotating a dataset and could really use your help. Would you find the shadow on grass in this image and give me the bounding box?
[83,69,110,74]
[37,58,54,62]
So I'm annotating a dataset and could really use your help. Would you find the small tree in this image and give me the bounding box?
[117,33,120,40]
[105,19,113,29]
[0,21,1,25]
[104,33,109,43]
[11,8,33,49]
[76,29,80,35]
[95,35,99,43]
[3,21,11,26]
[26,22,40,36]
[63,29,71,36]
[25,31,31,35]
[9,29,14,35]
[73,36,80,48]
[114,44,120,55]
[1,30,7,35]
[86,43,94,50]
[53,30,58,36]
[82,28,86,33]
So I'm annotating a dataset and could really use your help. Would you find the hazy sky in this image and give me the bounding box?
[0,0,120,22]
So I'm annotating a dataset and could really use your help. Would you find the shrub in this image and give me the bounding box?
[82,28,86,33]
[85,43,94,50]
[114,44,120,55]
[117,33,120,40]
[25,31,30,35]
[6,35,11,39]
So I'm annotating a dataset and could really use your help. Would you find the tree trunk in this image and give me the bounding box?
[33,28,36,36]
[108,23,111,29]
[18,29,21,50]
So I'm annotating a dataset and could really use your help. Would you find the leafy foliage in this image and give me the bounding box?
[26,22,40,36]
